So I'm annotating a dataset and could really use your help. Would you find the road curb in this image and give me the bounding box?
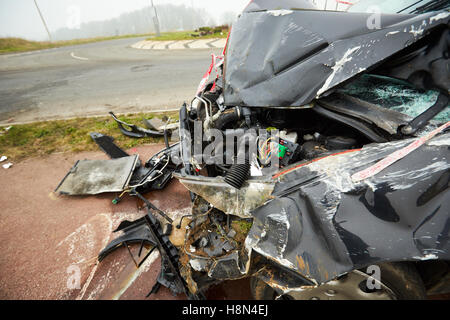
[0,108,181,127]
[131,38,226,50]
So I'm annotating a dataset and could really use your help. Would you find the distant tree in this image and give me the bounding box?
[220,11,238,26]
[51,4,219,41]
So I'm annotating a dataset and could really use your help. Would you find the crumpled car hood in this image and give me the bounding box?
[223,1,450,107]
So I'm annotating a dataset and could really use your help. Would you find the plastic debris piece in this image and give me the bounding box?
[0,156,7,162]
[2,162,13,169]
[1,126,12,134]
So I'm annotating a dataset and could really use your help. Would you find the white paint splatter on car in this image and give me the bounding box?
[267,9,293,17]
[317,46,361,97]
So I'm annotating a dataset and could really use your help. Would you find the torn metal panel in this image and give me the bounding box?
[376,28,450,93]
[185,252,247,281]
[318,92,413,135]
[207,251,247,280]
[179,207,252,285]
[245,197,300,271]
[274,270,396,300]
[174,174,275,218]
[244,132,450,285]
[55,155,138,195]
[312,104,389,143]
[223,4,450,107]
[252,253,315,293]
[352,121,450,182]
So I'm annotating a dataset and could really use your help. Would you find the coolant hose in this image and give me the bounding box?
[214,107,241,130]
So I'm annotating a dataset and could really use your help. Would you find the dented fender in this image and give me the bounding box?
[245,133,450,285]
[224,4,450,107]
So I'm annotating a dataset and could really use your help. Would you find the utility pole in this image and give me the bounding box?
[150,0,161,37]
[33,0,52,42]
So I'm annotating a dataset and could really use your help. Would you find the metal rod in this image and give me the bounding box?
[33,0,52,42]
[138,246,156,268]
[124,242,139,268]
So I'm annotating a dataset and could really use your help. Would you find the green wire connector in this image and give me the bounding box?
[278,144,287,158]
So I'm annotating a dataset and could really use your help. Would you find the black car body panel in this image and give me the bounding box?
[223,2,449,107]
[247,133,450,285]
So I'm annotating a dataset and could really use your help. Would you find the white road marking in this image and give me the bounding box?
[70,52,89,61]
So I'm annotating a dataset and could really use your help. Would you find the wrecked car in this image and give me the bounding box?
[171,0,450,300]
[58,0,450,300]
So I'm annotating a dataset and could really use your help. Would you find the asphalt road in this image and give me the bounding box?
[0,37,221,125]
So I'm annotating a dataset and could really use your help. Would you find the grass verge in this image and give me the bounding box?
[147,30,228,41]
[0,112,179,162]
[0,28,229,54]
[0,34,153,54]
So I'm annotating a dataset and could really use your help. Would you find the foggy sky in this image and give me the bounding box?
[0,0,346,41]
[0,0,250,41]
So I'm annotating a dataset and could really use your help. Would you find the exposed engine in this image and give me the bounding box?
[174,64,387,294]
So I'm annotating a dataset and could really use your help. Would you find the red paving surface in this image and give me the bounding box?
[2,143,446,301]
[0,144,253,300]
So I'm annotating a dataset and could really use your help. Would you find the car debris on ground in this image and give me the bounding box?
[55,0,450,300]
[2,162,12,169]
[0,126,12,135]
[1,155,12,169]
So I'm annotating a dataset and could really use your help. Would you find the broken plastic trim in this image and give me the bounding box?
[133,191,203,299]
[109,112,165,138]
[174,174,275,218]
[98,191,203,299]
[98,217,157,264]
[90,132,130,159]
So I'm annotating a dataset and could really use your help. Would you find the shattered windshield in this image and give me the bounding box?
[338,74,450,122]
